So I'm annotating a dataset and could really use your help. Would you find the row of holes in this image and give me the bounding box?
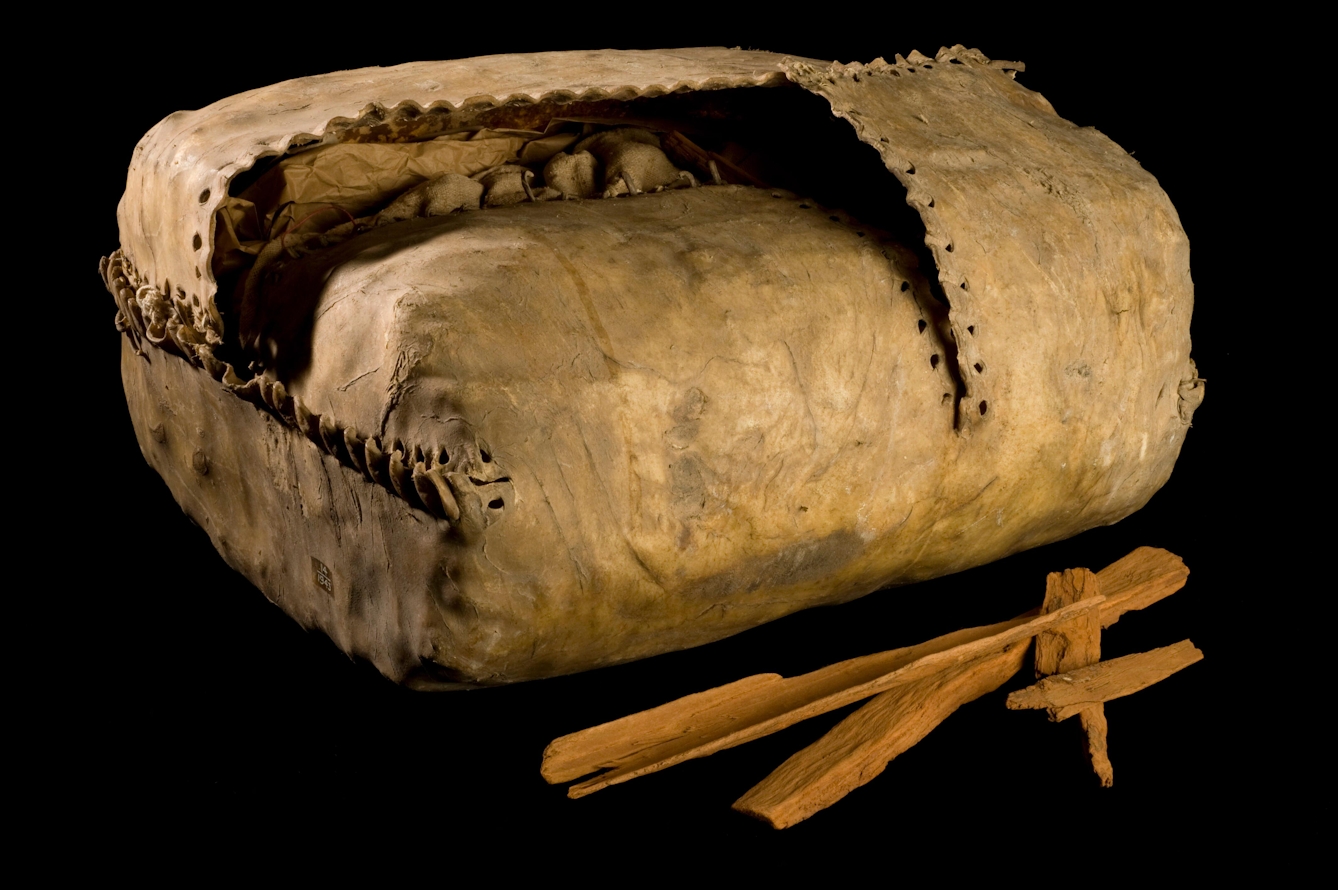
[792,201,869,238]
[870,135,991,420]
[390,441,492,466]
[936,394,988,415]
[196,189,211,289]
[901,166,955,254]
[384,439,505,510]
[927,353,984,375]
[914,310,987,417]
[916,320,978,341]
[852,62,935,84]
[884,64,935,78]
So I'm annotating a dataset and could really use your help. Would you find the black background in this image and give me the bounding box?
[57,11,1300,860]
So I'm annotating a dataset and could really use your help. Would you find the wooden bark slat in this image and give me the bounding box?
[1035,568,1103,677]
[661,130,770,187]
[1077,708,1112,786]
[1007,639,1203,720]
[660,131,716,178]
[1035,567,1112,785]
[733,642,1029,829]
[1094,546,1188,628]
[547,598,1102,795]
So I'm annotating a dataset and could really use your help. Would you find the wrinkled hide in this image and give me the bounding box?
[105,47,1201,687]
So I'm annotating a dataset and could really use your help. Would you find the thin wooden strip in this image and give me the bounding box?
[541,673,785,783]
[1035,567,1112,786]
[706,152,769,188]
[1036,568,1102,677]
[1006,639,1203,720]
[560,598,1101,797]
[733,642,1028,829]
[1078,708,1112,785]
[660,131,716,178]
[1095,546,1188,628]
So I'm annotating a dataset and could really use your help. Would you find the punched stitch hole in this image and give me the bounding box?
[974,363,984,373]
[198,189,211,204]
[930,354,940,369]
[480,449,492,463]
[945,243,954,252]
[918,319,927,333]
[979,400,989,415]
[901,281,910,292]
[192,233,202,251]
[488,498,505,510]
[968,325,976,335]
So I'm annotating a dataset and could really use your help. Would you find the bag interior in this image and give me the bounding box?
[214,83,946,370]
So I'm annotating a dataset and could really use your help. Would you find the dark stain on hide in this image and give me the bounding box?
[669,453,708,514]
[665,386,706,449]
[684,528,865,603]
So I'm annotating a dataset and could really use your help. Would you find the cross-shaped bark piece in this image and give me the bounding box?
[1007,639,1202,720]
[1035,567,1112,786]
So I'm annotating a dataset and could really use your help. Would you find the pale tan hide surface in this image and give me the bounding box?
[118,48,794,310]
[106,47,1202,686]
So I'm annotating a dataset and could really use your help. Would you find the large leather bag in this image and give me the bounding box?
[102,47,1202,687]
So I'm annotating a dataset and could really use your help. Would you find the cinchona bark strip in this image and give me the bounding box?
[1094,546,1189,628]
[1007,639,1203,720]
[732,642,1028,829]
[1036,568,1112,786]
